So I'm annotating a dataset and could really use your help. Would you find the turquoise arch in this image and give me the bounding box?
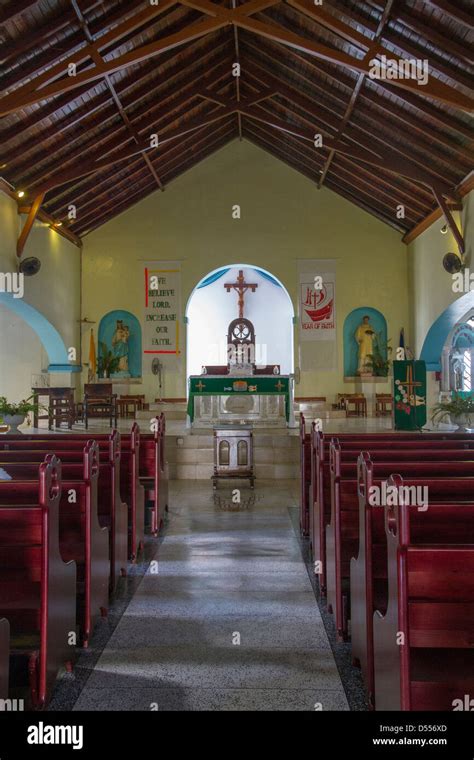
[0,292,72,371]
[420,291,474,371]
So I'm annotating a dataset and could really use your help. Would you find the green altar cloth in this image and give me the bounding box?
[187,375,290,423]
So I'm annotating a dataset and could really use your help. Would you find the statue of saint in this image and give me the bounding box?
[112,320,130,374]
[355,315,375,375]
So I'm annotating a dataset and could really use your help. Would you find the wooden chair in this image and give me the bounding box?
[117,394,145,418]
[375,393,392,417]
[84,383,117,429]
[345,394,367,417]
[48,388,75,430]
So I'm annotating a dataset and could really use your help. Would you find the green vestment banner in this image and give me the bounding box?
[393,360,427,430]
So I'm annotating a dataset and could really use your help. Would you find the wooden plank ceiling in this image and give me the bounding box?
[0,0,472,240]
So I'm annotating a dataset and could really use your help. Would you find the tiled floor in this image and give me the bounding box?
[72,480,349,711]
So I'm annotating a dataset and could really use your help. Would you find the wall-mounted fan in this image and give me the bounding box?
[151,358,163,401]
[443,251,463,274]
[19,256,41,276]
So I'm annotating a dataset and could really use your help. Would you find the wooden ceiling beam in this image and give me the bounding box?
[69,0,164,191]
[245,118,430,218]
[0,0,276,116]
[16,193,45,257]
[47,111,235,215]
[0,0,41,26]
[7,48,231,177]
[240,67,457,191]
[243,126,408,231]
[424,0,474,30]
[20,56,233,190]
[241,58,472,188]
[317,0,395,189]
[286,0,474,105]
[30,101,234,195]
[73,127,236,236]
[432,187,465,255]
[395,7,473,65]
[0,0,180,116]
[242,35,472,141]
[56,119,235,221]
[235,1,473,111]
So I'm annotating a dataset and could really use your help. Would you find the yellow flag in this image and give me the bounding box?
[89,329,97,376]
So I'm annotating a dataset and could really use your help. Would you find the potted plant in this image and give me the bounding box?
[431,392,474,432]
[366,334,392,377]
[98,342,120,379]
[0,396,42,434]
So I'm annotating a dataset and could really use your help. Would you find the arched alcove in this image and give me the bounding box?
[185,265,294,379]
[343,307,388,378]
[0,292,69,370]
[98,310,142,378]
[420,291,474,372]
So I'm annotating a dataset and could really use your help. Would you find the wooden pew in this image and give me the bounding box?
[0,457,77,708]
[327,441,474,642]
[0,442,109,645]
[3,420,161,547]
[0,618,9,706]
[0,432,127,592]
[142,413,169,534]
[300,414,311,536]
[372,474,474,711]
[351,455,474,707]
[309,429,474,593]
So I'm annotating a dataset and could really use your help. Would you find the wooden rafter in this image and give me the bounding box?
[432,187,465,255]
[317,0,395,189]
[424,0,474,30]
[16,193,45,257]
[69,0,164,192]
[285,0,473,111]
[0,0,276,117]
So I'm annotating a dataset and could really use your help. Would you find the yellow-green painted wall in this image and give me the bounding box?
[82,140,408,401]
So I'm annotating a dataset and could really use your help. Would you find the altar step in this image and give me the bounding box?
[164,431,299,480]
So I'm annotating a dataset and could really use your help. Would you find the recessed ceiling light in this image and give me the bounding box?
[17,190,25,198]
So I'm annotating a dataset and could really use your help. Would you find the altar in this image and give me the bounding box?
[187,375,292,428]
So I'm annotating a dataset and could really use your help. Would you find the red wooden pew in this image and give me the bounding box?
[309,428,474,593]
[300,414,311,536]
[2,419,165,547]
[0,618,9,705]
[372,474,474,711]
[0,432,127,592]
[326,441,474,642]
[0,457,77,708]
[0,442,109,645]
[351,454,474,707]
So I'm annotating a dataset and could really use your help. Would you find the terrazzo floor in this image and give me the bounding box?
[68,480,350,711]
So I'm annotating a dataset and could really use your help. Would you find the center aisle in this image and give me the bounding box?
[74,481,349,711]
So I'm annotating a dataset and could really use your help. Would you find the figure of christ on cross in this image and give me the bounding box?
[224,270,258,319]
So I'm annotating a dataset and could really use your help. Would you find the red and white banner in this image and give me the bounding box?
[299,271,336,342]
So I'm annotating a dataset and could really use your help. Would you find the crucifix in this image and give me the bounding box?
[224,270,258,318]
